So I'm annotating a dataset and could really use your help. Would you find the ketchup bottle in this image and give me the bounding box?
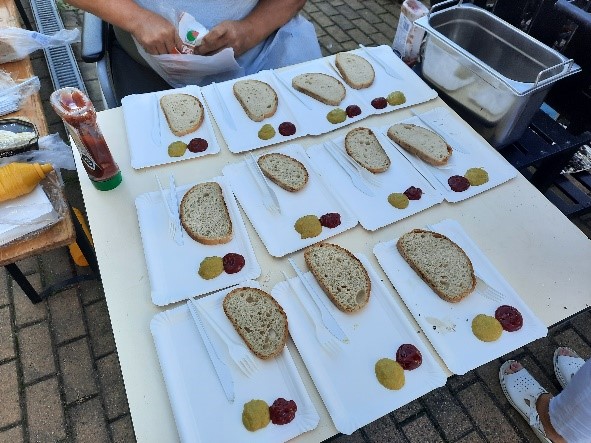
[50,87,122,191]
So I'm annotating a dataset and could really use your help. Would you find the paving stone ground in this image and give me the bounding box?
[1,0,590,442]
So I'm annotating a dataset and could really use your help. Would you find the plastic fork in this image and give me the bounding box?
[245,154,281,214]
[190,298,259,377]
[151,95,161,147]
[282,271,342,355]
[326,140,382,187]
[425,224,505,303]
[156,175,182,245]
[410,109,468,154]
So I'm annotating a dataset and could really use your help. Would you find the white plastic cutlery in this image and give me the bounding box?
[168,174,184,245]
[186,299,235,402]
[324,142,375,196]
[155,175,183,245]
[327,140,382,187]
[410,109,467,154]
[287,259,348,342]
[245,153,281,214]
[271,70,312,110]
[359,44,402,80]
[212,82,236,131]
[282,271,342,354]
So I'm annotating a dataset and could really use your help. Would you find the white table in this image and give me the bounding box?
[72,97,591,443]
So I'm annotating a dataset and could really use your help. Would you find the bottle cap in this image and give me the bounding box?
[92,171,122,191]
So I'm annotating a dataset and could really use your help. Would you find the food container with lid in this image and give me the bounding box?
[414,0,581,148]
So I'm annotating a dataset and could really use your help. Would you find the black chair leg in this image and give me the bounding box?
[5,263,43,303]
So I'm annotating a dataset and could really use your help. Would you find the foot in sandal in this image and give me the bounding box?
[553,347,585,389]
[499,360,566,443]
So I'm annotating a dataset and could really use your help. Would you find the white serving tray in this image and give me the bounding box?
[122,85,220,169]
[306,130,444,231]
[272,254,447,435]
[380,107,518,202]
[373,219,548,375]
[150,281,320,443]
[201,70,304,153]
[273,59,373,136]
[222,144,357,257]
[324,45,438,115]
[135,176,260,306]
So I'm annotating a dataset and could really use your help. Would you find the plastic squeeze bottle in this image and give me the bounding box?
[50,87,122,191]
[0,162,53,202]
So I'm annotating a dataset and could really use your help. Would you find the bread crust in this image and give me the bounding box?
[335,52,375,89]
[232,79,278,122]
[387,124,452,167]
[257,153,309,192]
[179,182,233,245]
[396,229,476,303]
[222,287,288,360]
[345,127,390,173]
[291,73,346,106]
[304,243,371,313]
[160,93,204,137]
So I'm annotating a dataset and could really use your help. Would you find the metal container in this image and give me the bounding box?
[415,0,581,148]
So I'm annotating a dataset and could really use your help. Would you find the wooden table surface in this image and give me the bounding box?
[0,0,75,265]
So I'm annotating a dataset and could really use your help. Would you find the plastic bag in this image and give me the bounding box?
[134,10,240,87]
[0,27,80,63]
[0,133,76,171]
[0,70,40,117]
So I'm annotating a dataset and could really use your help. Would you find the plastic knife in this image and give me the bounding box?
[186,299,235,402]
[168,174,184,245]
[288,258,348,342]
[324,143,375,196]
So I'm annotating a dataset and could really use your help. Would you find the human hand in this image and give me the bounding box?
[129,9,183,55]
[195,20,253,57]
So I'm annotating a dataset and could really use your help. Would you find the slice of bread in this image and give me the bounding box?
[232,79,278,122]
[257,153,309,192]
[396,229,476,303]
[292,73,346,106]
[304,243,371,313]
[335,52,375,89]
[223,287,288,360]
[387,123,452,166]
[180,182,232,245]
[160,93,204,137]
[345,127,391,173]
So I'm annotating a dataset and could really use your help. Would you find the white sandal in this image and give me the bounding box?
[553,347,585,389]
[499,360,551,443]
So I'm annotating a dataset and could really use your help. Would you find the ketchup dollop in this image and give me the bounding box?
[396,344,423,370]
[403,186,423,200]
[371,97,388,109]
[448,175,471,192]
[222,253,245,274]
[269,398,297,425]
[278,122,296,136]
[319,212,341,228]
[495,305,523,332]
[187,138,208,153]
[345,105,362,118]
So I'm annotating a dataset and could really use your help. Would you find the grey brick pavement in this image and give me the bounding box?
[1,0,590,442]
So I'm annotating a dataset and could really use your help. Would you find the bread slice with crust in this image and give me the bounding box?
[160,93,204,137]
[335,52,375,89]
[304,243,371,313]
[232,79,278,122]
[257,153,308,192]
[396,229,476,303]
[223,287,288,360]
[345,127,390,173]
[387,123,452,166]
[180,182,232,245]
[291,73,346,106]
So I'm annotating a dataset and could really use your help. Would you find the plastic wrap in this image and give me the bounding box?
[0,27,80,63]
[0,70,41,117]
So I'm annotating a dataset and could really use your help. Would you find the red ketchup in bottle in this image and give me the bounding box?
[50,87,122,191]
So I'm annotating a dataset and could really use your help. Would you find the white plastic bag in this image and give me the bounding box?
[134,10,240,87]
[0,70,40,117]
[0,133,76,171]
[0,27,80,63]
